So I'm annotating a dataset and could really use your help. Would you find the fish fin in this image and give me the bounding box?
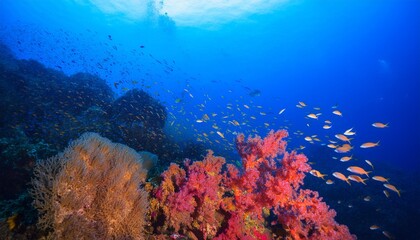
[362,179,368,185]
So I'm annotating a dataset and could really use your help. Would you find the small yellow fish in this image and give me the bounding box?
[216,131,225,138]
[332,110,342,116]
[372,176,389,182]
[196,119,204,123]
[369,225,380,230]
[231,120,240,126]
[332,172,351,185]
[384,183,401,197]
[323,125,332,129]
[347,166,371,177]
[360,141,380,148]
[372,122,389,128]
[327,144,337,149]
[278,108,286,115]
[299,101,307,107]
[307,113,318,119]
[304,136,313,142]
[325,120,332,124]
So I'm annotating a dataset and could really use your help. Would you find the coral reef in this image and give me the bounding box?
[30,133,149,239]
[152,130,356,239]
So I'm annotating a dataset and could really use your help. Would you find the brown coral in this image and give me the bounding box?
[30,132,149,240]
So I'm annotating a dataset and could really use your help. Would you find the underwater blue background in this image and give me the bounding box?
[0,0,419,239]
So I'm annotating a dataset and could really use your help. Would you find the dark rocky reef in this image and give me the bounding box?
[0,42,204,197]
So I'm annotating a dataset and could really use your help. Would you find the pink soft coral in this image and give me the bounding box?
[154,151,226,239]
[153,130,356,240]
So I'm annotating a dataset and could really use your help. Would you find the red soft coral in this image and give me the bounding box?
[154,130,356,240]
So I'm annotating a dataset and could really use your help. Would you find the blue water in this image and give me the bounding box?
[0,0,419,239]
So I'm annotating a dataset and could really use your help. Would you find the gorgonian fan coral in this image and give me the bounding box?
[30,133,149,240]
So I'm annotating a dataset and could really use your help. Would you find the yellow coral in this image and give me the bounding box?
[6,214,18,231]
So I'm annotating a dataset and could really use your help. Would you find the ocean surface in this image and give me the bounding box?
[0,0,419,239]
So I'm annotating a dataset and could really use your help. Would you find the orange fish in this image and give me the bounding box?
[347,166,371,177]
[335,144,352,153]
[384,184,401,197]
[370,225,380,230]
[309,170,327,180]
[382,230,394,239]
[372,176,389,183]
[325,179,334,185]
[332,110,342,116]
[335,134,351,143]
[304,136,313,142]
[327,144,337,149]
[372,122,389,128]
[340,155,353,162]
[360,141,380,148]
[307,113,318,119]
[348,175,368,185]
[333,172,351,185]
